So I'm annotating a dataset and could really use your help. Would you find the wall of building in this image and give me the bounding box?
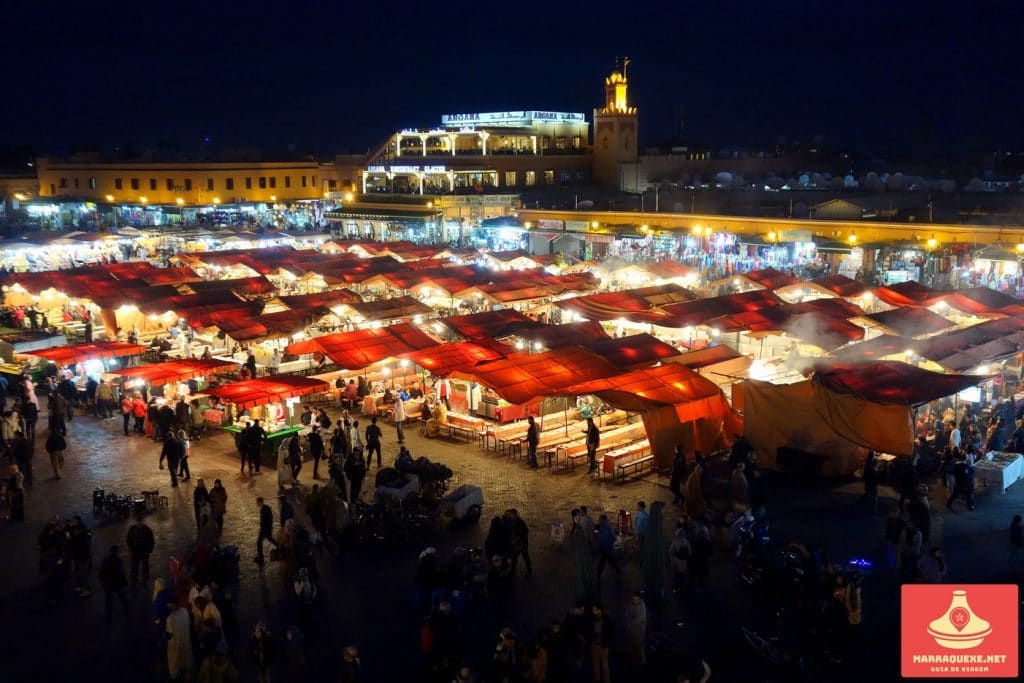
[36,159,334,205]
[621,155,797,192]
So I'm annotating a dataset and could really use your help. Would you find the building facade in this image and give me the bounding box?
[36,158,361,206]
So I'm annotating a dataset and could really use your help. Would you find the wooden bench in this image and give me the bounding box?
[601,440,651,478]
[616,455,655,479]
[444,415,483,442]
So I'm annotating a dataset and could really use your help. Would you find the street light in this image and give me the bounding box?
[139,196,148,204]
[848,232,858,244]
[591,221,600,229]
[270,194,276,202]
[927,236,938,249]
[212,197,221,205]
[104,194,114,202]
[175,197,184,206]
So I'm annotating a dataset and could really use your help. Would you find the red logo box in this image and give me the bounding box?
[902,584,1018,678]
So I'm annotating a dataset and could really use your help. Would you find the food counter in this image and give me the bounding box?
[976,451,1024,494]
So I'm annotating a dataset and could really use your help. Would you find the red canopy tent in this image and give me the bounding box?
[204,374,329,409]
[443,309,540,341]
[675,345,744,369]
[183,276,277,297]
[872,281,993,315]
[286,323,438,370]
[811,274,867,298]
[346,296,434,322]
[399,341,511,376]
[514,322,610,349]
[833,335,918,360]
[110,358,238,385]
[588,334,683,368]
[742,267,800,290]
[449,347,617,405]
[659,290,783,327]
[28,341,147,364]
[864,307,955,337]
[277,290,363,310]
[554,284,695,323]
[811,361,991,406]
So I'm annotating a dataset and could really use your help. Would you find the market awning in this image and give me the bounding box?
[204,374,329,409]
[811,361,991,406]
[559,361,724,411]
[659,290,784,327]
[346,296,434,322]
[554,284,696,323]
[513,321,610,349]
[449,347,617,405]
[182,276,277,297]
[811,274,867,298]
[443,309,541,341]
[588,334,683,368]
[28,341,148,364]
[286,323,438,370]
[741,267,800,291]
[398,341,511,376]
[863,307,956,337]
[833,335,918,360]
[110,358,238,385]
[674,345,744,369]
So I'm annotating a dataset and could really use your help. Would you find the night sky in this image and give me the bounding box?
[4,0,1021,157]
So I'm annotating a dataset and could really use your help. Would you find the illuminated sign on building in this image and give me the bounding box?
[366,165,448,174]
[441,111,586,127]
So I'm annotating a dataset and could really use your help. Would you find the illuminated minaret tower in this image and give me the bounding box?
[592,57,638,186]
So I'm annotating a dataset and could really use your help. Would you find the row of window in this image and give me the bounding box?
[502,170,585,186]
[57,175,319,193]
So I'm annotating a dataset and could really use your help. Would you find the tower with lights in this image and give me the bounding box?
[592,57,639,186]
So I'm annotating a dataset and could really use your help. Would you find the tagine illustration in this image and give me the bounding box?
[927,589,992,649]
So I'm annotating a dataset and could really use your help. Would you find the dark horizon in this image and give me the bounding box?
[4,1,1022,159]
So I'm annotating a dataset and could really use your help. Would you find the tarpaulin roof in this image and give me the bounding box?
[486,249,538,264]
[675,345,744,369]
[588,334,682,368]
[833,335,917,360]
[811,274,867,298]
[183,303,263,330]
[872,281,992,315]
[709,307,864,350]
[111,358,238,385]
[443,309,541,341]
[812,361,990,406]
[136,267,204,285]
[449,347,617,404]
[514,321,610,349]
[554,284,696,323]
[639,261,698,280]
[398,341,511,376]
[863,307,956,337]
[286,323,438,370]
[658,290,783,327]
[916,316,1024,364]
[182,276,277,297]
[346,296,433,322]
[28,341,147,364]
[558,362,724,412]
[741,267,800,290]
[956,286,1022,311]
[277,290,363,311]
[204,374,329,409]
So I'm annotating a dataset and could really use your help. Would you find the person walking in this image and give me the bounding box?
[11,430,32,486]
[176,430,191,482]
[288,434,303,481]
[45,428,67,480]
[633,501,649,553]
[159,432,181,487]
[584,417,600,474]
[166,599,194,682]
[595,514,621,582]
[626,591,647,668]
[126,516,155,585]
[947,455,976,512]
[67,516,94,597]
[95,379,114,419]
[897,520,923,581]
[21,398,38,442]
[208,479,227,534]
[255,497,278,563]
[590,605,614,683]
[505,508,532,579]
[348,419,364,462]
[193,479,210,532]
[131,393,147,434]
[524,416,540,469]
[365,416,383,468]
[246,419,266,474]
[307,427,324,481]
[250,622,278,683]
[393,396,406,444]
[98,545,130,624]
[344,447,367,504]
[731,462,749,510]
[48,392,67,437]
[861,451,879,513]
[670,445,686,506]
[120,394,133,436]
[684,460,706,520]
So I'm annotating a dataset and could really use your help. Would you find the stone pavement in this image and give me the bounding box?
[1,408,1022,682]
